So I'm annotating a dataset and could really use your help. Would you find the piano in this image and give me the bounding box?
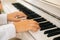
[2,0,60,40]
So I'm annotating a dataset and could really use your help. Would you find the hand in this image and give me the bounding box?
[13,19,40,32]
[7,11,27,22]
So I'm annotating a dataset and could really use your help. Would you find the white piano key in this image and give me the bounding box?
[24,0,60,19]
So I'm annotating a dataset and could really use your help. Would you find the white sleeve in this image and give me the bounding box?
[0,14,7,25]
[0,23,16,40]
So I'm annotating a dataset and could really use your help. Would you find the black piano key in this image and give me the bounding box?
[39,22,56,30]
[34,18,46,22]
[53,37,60,40]
[12,3,33,15]
[12,3,41,19]
[27,16,33,19]
[27,14,41,19]
[28,14,41,19]
[47,29,60,37]
[44,28,60,34]
[41,25,56,30]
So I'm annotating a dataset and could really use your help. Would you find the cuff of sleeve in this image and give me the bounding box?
[7,23,16,39]
[0,14,7,25]
[0,23,16,39]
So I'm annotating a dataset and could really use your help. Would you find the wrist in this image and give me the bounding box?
[13,22,20,33]
[7,14,10,21]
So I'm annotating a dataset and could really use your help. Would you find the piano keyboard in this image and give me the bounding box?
[12,3,60,40]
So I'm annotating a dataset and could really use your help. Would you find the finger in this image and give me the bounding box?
[33,25,40,30]
[29,22,40,29]
[12,18,20,22]
[13,11,27,18]
[30,26,40,32]
[17,11,27,17]
[33,21,39,24]
[31,27,39,32]
[28,20,39,25]
[30,19,34,21]
[16,16,27,20]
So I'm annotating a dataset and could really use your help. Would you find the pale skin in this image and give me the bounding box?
[14,19,40,32]
[0,1,40,33]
